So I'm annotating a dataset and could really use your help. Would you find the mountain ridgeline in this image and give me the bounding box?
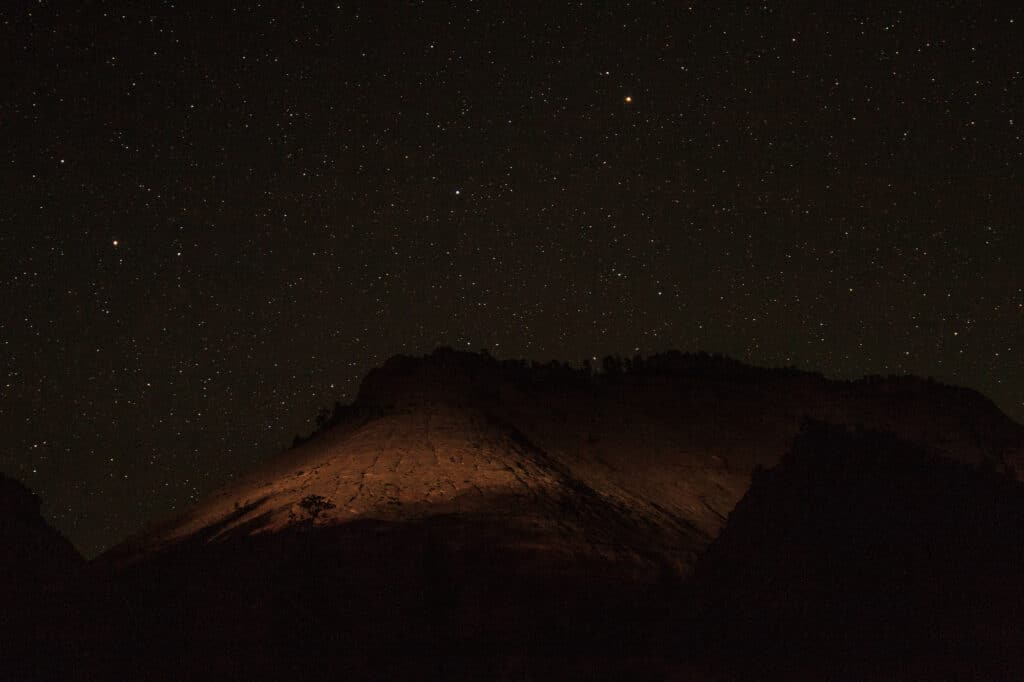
[116,348,1022,560]
[5,348,1023,680]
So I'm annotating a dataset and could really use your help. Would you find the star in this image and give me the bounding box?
[3,0,1019,558]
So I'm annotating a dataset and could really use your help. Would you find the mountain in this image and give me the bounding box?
[690,421,1024,679]
[13,349,1024,679]
[0,472,83,585]
[115,348,1023,571]
[0,473,84,681]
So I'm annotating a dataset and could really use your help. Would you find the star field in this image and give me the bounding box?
[1,2,1021,556]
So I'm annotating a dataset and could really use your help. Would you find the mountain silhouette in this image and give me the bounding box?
[0,473,84,681]
[6,349,1024,680]
[690,420,1024,679]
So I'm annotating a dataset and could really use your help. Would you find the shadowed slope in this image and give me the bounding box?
[691,421,1024,679]
[0,474,85,682]
[0,473,84,584]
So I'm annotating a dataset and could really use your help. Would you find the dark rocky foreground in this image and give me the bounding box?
[0,473,84,680]
[690,421,1024,680]
[4,350,1023,680]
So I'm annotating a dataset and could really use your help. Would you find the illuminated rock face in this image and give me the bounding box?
[116,349,1023,579]
[119,405,708,578]
[30,351,1024,680]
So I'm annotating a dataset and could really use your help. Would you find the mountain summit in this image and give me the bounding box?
[20,349,1023,680]
[116,348,1022,570]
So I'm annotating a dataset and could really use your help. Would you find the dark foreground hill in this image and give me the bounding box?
[0,473,83,585]
[4,349,1024,680]
[0,473,84,680]
[690,421,1024,680]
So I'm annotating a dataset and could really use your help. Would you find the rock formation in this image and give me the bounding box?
[8,349,1024,679]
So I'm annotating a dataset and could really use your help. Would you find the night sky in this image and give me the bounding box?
[2,2,1021,556]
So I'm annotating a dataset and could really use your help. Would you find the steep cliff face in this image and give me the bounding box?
[114,349,1023,577]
